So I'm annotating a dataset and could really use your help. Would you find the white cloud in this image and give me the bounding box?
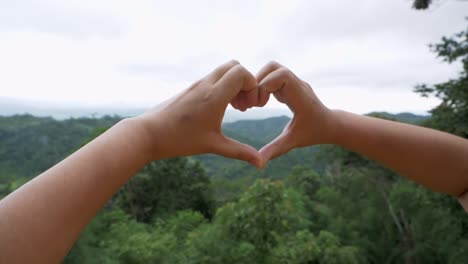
[0,0,124,38]
[0,0,466,115]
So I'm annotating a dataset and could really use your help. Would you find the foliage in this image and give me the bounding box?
[0,114,120,178]
[184,180,360,264]
[1,109,466,263]
[222,116,290,148]
[65,180,361,264]
[311,144,468,263]
[415,21,468,138]
[413,0,432,10]
[117,157,214,223]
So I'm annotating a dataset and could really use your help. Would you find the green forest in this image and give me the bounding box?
[1,18,468,264]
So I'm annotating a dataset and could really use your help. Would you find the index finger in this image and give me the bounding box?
[205,60,240,84]
[256,61,284,83]
[213,64,258,105]
[254,61,287,108]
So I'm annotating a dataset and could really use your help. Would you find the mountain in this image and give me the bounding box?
[0,97,147,120]
[0,115,121,178]
[222,108,292,123]
[0,114,316,180]
[0,97,292,122]
[209,112,430,179]
[367,111,430,124]
[223,116,290,147]
[195,115,319,179]
[0,112,429,181]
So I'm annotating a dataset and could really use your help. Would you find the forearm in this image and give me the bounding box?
[330,110,468,196]
[0,117,153,263]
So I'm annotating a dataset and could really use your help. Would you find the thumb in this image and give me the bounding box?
[213,135,263,169]
[259,131,294,167]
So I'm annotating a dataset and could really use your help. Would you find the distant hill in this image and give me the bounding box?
[223,116,290,148]
[195,115,319,179]
[0,97,146,120]
[0,112,429,181]
[367,111,429,124]
[0,96,292,122]
[0,114,121,178]
[198,112,430,179]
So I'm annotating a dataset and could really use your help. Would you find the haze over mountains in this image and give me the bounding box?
[0,96,431,124]
[0,96,292,122]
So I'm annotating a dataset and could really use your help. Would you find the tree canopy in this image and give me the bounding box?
[415,19,468,138]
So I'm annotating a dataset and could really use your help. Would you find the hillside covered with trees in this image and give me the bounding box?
[0,109,466,263]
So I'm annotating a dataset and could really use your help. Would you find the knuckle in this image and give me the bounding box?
[267,60,281,69]
[303,80,312,89]
[232,64,246,73]
[277,67,294,81]
[228,59,240,67]
[201,89,213,103]
[230,64,249,81]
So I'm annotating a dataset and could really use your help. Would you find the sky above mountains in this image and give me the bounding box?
[0,0,466,115]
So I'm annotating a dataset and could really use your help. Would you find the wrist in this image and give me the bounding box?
[118,116,161,163]
[326,109,346,145]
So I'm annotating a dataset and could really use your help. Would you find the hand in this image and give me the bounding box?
[253,61,336,167]
[136,60,263,168]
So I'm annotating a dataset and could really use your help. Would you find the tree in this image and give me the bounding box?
[184,180,361,264]
[284,166,321,198]
[413,0,432,10]
[415,20,468,138]
[117,157,214,223]
[315,138,468,263]
[99,210,206,264]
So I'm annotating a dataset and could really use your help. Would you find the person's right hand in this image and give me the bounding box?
[252,61,337,167]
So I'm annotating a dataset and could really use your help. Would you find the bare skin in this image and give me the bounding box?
[254,61,468,196]
[1,60,467,263]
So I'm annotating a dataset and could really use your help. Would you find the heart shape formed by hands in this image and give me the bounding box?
[140,60,336,170]
[226,61,336,169]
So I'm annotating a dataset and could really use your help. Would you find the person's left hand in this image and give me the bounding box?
[135,60,265,168]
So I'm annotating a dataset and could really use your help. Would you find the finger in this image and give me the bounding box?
[259,131,294,164]
[259,68,304,113]
[258,67,295,94]
[228,80,267,110]
[256,85,270,107]
[230,93,251,111]
[241,86,260,109]
[213,64,258,104]
[256,60,284,83]
[212,135,262,168]
[229,66,275,109]
[230,95,248,111]
[206,60,240,83]
[230,96,241,110]
[230,91,245,111]
[232,90,255,111]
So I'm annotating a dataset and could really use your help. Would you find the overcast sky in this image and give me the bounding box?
[0,0,467,114]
